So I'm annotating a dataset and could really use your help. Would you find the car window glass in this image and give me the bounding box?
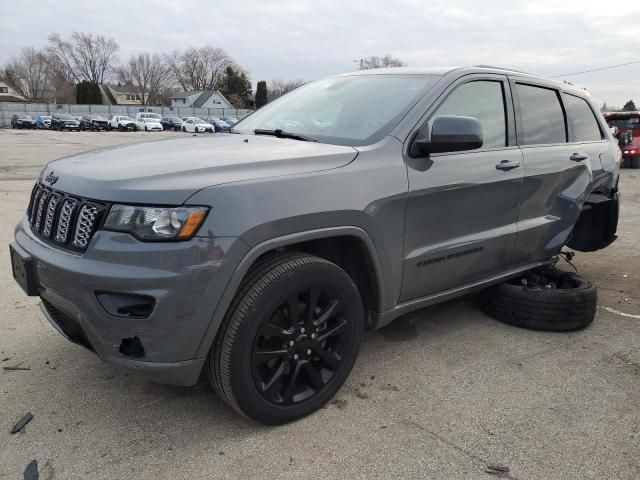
[430,80,507,149]
[516,84,566,145]
[564,94,602,142]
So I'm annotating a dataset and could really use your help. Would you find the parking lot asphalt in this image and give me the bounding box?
[0,128,638,479]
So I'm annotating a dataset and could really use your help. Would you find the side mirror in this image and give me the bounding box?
[414,115,483,155]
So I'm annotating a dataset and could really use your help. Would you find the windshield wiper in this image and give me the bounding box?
[254,129,317,142]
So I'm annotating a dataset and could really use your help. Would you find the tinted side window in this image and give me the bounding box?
[516,84,566,145]
[564,94,602,142]
[431,80,507,149]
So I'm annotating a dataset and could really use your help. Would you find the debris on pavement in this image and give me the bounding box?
[23,460,38,480]
[485,465,510,475]
[3,366,31,371]
[11,412,34,434]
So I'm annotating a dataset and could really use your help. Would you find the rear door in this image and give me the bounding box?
[401,75,524,302]
[510,80,592,265]
[562,93,619,251]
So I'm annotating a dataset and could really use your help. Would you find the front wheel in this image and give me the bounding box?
[207,253,363,425]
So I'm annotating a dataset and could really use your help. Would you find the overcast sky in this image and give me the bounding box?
[2,0,640,107]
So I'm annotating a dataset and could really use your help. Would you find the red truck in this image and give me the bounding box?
[604,111,640,168]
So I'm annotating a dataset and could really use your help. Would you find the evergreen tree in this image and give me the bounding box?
[255,80,268,108]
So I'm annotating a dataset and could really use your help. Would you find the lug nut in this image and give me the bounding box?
[311,333,317,339]
[293,354,299,360]
[300,327,306,333]
[289,340,295,347]
[306,349,312,355]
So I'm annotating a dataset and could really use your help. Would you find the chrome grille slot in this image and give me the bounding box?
[72,204,100,249]
[42,193,61,237]
[34,190,49,232]
[55,198,78,244]
[26,182,107,251]
[29,185,44,224]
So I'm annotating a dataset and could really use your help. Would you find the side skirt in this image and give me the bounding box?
[372,260,553,329]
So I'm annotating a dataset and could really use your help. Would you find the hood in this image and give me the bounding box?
[42,134,358,204]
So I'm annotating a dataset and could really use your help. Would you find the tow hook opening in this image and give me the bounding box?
[119,337,145,357]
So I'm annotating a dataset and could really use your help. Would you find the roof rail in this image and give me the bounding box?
[473,65,534,75]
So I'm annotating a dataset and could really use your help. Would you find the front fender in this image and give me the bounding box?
[193,226,387,359]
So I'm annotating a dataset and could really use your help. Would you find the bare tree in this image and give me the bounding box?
[358,54,405,70]
[166,46,231,92]
[117,53,172,105]
[267,78,305,97]
[2,47,55,100]
[47,32,119,83]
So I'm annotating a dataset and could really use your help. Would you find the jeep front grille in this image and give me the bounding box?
[27,182,106,251]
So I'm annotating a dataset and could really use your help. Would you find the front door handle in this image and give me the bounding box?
[496,159,521,171]
[570,153,588,162]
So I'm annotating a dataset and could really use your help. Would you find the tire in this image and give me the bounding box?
[118,124,123,132]
[482,267,597,331]
[207,252,364,425]
[182,126,186,132]
[631,157,640,169]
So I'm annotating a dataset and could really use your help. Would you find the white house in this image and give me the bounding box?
[170,90,233,109]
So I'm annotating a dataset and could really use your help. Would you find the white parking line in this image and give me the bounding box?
[599,306,640,319]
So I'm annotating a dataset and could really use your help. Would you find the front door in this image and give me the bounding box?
[401,77,523,302]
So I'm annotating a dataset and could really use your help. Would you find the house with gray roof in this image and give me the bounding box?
[100,84,146,105]
[170,90,233,109]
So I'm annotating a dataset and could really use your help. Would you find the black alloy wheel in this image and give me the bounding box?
[208,253,363,424]
[252,285,353,406]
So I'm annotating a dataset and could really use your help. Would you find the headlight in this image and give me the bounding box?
[104,205,208,240]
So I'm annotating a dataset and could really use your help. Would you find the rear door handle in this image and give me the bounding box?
[496,159,521,171]
[570,153,588,162]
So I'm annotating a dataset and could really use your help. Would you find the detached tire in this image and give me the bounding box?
[483,267,597,331]
[207,252,363,425]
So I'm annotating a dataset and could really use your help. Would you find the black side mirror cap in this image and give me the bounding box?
[414,115,483,155]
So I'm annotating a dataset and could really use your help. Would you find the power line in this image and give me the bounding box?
[550,60,640,78]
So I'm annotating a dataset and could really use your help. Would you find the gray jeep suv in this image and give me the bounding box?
[10,67,620,424]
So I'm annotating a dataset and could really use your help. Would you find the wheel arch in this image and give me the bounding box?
[194,227,386,358]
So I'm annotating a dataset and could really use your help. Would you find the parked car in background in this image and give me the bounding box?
[134,112,163,131]
[206,117,231,132]
[11,114,36,129]
[222,117,238,126]
[182,117,214,133]
[161,116,184,131]
[605,111,640,168]
[35,116,52,129]
[108,115,138,131]
[80,114,109,131]
[51,113,80,131]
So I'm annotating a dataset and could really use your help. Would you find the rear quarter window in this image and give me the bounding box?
[564,94,603,142]
[516,83,566,145]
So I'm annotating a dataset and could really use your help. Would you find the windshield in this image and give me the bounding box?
[234,74,439,146]
[120,116,133,121]
[606,114,640,130]
[142,113,161,120]
[57,114,74,120]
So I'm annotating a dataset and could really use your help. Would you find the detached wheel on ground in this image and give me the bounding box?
[207,252,364,425]
[482,267,597,331]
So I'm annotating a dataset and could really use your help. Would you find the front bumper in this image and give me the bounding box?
[13,217,247,385]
